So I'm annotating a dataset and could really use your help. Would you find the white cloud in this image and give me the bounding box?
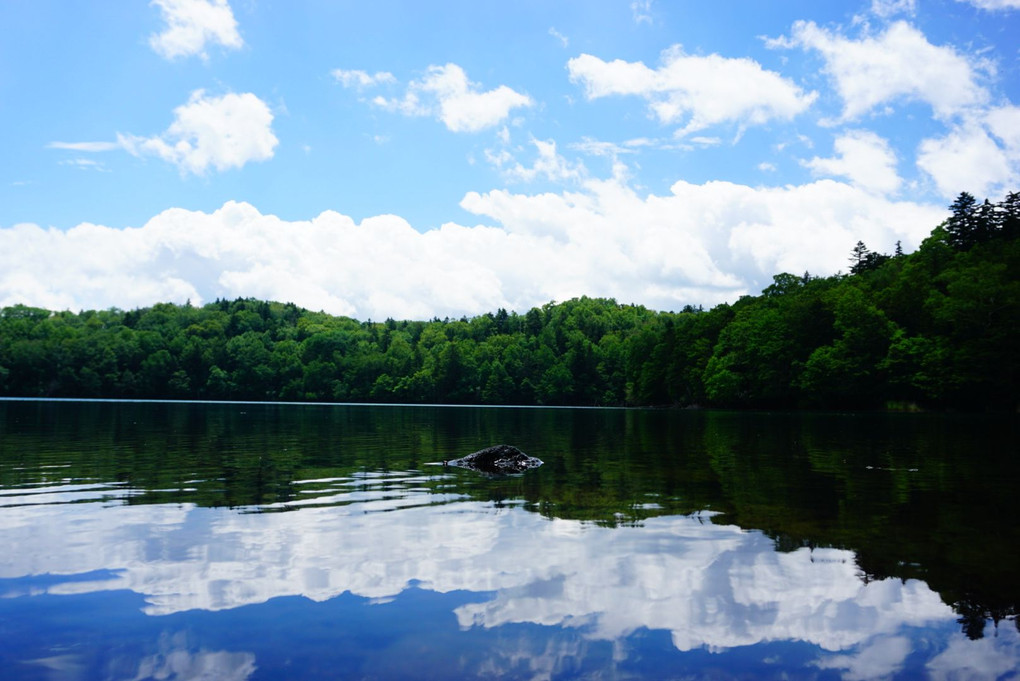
[502,138,586,183]
[485,130,587,183]
[804,130,902,195]
[689,136,722,147]
[917,118,1016,198]
[331,69,396,89]
[58,158,110,172]
[957,0,1020,9]
[569,137,678,157]
[708,180,943,276]
[46,141,121,152]
[985,104,1020,151]
[0,170,947,319]
[871,0,917,17]
[570,138,635,158]
[767,16,1015,200]
[0,219,204,312]
[373,64,533,133]
[118,90,278,175]
[483,147,515,170]
[770,21,992,121]
[631,0,654,24]
[567,46,816,136]
[548,27,569,47]
[149,0,243,61]
[623,137,659,148]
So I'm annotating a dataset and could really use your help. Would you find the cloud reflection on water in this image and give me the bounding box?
[125,634,256,681]
[0,475,1016,678]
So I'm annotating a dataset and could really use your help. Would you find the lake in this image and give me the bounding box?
[0,400,1017,680]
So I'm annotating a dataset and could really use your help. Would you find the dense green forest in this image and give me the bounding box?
[1,191,1017,410]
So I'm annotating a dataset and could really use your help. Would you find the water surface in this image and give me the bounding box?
[0,401,1017,679]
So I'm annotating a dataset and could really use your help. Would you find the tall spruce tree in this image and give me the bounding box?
[946,192,980,250]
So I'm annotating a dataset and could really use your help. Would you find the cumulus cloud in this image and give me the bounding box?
[917,118,1017,198]
[462,176,944,302]
[117,90,278,175]
[769,21,992,121]
[149,0,243,60]
[915,104,1020,198]
[803,130,902,194]
[0,171,946,319]
[985,104,1020,151]
[567,46,816,136]
[373,64,533,133]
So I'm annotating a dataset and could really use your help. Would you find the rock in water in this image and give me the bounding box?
[447,445,543,474]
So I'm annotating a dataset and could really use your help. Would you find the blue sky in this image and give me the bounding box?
[1,0,1019,319]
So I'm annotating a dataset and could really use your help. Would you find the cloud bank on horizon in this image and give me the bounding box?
[2,0,1018,320]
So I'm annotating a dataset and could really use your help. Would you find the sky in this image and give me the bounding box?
[1,0,1019,320]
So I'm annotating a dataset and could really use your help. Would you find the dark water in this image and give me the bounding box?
[0,400,1017,680]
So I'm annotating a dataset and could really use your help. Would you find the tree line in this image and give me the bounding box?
[1,191,1017,410]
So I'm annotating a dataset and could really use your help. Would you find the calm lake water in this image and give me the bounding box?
[0,400,1017,680]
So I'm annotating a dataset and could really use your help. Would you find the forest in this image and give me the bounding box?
[1,191,1017,411]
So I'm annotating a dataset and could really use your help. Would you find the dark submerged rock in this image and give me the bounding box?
[447,445,543,474]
